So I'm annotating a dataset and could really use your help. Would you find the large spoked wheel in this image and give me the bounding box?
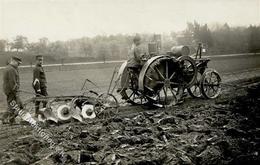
[177,56,197,88]
[94,93,119,119]
[139,56,180,107]
[200,69,222,99]
[187,72,202,98]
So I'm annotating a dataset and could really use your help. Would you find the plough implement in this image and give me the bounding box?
[22,76,119,123]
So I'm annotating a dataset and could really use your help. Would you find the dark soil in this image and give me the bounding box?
[0,82,260,165]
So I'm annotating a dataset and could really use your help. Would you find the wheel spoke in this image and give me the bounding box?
[169,87,177,99]
[196,86,200,95]
[186,73,195,77]
[145,75,154,81]
[132,93,136,100]
[171,89,177,104]
[208,87,213,96]
[155,81,164,85]
[166,61,169,79]
[205,85,209,92]
[163,87,168,105]
[211,75,218,83]
[169,72,176,80]
[154,66,165,80]
[171,88,177,93]
[210,87,214,97]
[144,85,155,92]
[170,82,179,85]
[192,86,197,94]
[212,86,218,93]
[129,91,134,98]
[208,72,213,84]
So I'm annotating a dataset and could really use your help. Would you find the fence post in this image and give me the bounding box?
[60,59,64,71]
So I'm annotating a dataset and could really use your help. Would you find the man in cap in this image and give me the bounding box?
[196,42,203,59]
[119,34,144,100]
[32,55,48,118]
[127,34,143,69]
[2,56,23,124]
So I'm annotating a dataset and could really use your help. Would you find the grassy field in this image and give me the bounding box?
[0,63,122,111]
[0,54,260,111]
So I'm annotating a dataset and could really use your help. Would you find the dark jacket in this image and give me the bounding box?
[127,44,142,68]
[32,65,47,91]
[3,64,20,95]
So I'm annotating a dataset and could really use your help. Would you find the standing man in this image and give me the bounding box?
[195,42,203,59]
[2,56,23,124]
[32,55,48,118]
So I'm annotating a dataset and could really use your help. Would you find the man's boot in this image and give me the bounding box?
[1,112,10,124]
[8,110,18,125]
[35,107,40,118]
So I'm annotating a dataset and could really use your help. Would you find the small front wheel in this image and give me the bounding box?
[200,69,222,99]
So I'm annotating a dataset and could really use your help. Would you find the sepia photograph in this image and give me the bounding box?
[0,0,260,164]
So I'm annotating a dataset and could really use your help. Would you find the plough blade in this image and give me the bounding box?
[71,107,83,122]
[40,108,58,123]
[56,104,72,121]
[21,112,34,122]
[81,104,96,119]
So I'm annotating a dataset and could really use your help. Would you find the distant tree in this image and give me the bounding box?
[11,35,28,52]
[199,24,213,47]
[96,43,107,61]
[49,41,68,57]
[0,39,7,52]
[26,42,40,54]
[248,25,260,53]
[38,37,49,54]
[109,42,120,58]
[26,37,50,55]
[79,38,93,57]
[184,21,213,47]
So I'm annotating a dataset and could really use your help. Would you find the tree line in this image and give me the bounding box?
[0,22,259,61]
[176,22,260,54]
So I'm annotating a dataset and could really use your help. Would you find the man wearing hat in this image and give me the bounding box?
[196,42,203,59]
[119,34,144,100]
[127,34,143,69]
[2,56,23,124]
[32,55,48,118]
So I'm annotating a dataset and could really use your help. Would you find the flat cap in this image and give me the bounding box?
[36,55,43,59]
[133,34,141,42]
[12,56,22,64]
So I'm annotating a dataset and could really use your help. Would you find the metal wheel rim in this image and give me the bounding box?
[188,72,202,98]
[140,55,179,107]
[177,56,197,88]
[201,70,221,99]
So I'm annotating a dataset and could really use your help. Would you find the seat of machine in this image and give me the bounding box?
[194,57,210,63]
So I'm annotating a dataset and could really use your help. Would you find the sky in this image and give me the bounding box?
[0,0,259,42]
